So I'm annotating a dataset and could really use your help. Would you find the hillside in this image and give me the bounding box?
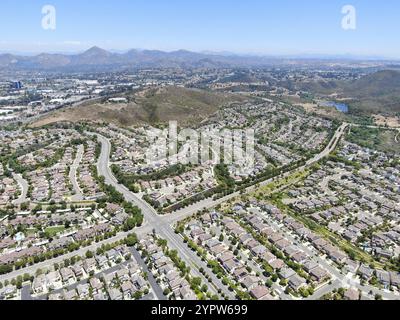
[345,70,400,97]
[285,70,400,116]
[343,70,400,115]
[31,86,246,128]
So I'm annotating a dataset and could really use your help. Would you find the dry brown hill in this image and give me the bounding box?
[31,86,246,128]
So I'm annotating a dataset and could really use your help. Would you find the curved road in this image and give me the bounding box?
[92,124,349,298]
[69,145,84,201]
[12,173,29,206]
[169,123,349,220]
[94,134,233,299]
[0,123,350,299]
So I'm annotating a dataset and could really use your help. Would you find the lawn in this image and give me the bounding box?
[252,169,311,199]
[44,226,66,237]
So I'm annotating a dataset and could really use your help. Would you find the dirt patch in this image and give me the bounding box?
[373,114,400,128]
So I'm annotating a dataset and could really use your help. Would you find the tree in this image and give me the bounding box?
[191,277,202,288]
[20,202,29,211]
[133,291,143,300]
[123,217,139,232]
[375,294,383,300]
[0,265,12,275]
[163,288,171,296]
[124,234,138,247]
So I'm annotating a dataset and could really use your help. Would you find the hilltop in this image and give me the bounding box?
[30,86,246,128]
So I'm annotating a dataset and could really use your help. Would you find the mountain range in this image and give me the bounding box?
[1,46,396,71]
[0,46,271,71]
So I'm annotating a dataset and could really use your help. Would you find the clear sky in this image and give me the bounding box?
[1,0,399,58]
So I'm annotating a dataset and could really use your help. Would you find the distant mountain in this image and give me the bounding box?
[0,54,18,67]
[0,46,267,71]
[4,46,391,72]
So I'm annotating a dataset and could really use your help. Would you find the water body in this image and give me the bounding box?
[321,101,349,113]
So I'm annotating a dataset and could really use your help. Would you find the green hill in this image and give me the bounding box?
[344,70,400,115]
[287,70,400,116]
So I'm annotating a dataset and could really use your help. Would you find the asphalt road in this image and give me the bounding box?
[94,134,233,299]
[12,172,29,206]
[90,124,349,299]
[69,144,84,201]
[4,123,382,300]
[0,224,152,283]
[29,246,165,301]
[130,247,166,300]
[168,123,349,221]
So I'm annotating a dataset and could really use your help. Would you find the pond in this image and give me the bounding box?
[320,101,349,113]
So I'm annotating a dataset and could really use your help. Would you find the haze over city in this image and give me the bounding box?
[1,0,400,59]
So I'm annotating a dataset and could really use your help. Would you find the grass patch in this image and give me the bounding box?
[44,226,66,237]
[252,169,311,199]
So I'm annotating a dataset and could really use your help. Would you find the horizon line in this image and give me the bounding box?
[0,46,399,61]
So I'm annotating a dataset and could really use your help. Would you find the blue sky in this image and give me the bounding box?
[1,0,400,58]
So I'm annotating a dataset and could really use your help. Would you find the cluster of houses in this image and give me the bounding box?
[139,236,198,300]
[0,246,43,265]
[78,141,104,200]
[28,244,151,300]
[259,202,400,291]
[18,148,56,168]
[1,129,55,157]
[357,264,400,290]
[98,125,163,177]
[20,135,83,203]
[73,223,111,242]
[27,169,50,202]
[259,203,349,265]
[47,147,74,202]
[286,140,400,263]
[185,213,276,300]
[232,206,332,288]
[0,204,129,271]
[144,165,217,208]
[104,101,333,194]
[0,176,18,206]
[216,103,332,178]
[238,103,330,150]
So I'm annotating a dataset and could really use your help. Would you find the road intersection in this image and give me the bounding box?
[2,123,363,300]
